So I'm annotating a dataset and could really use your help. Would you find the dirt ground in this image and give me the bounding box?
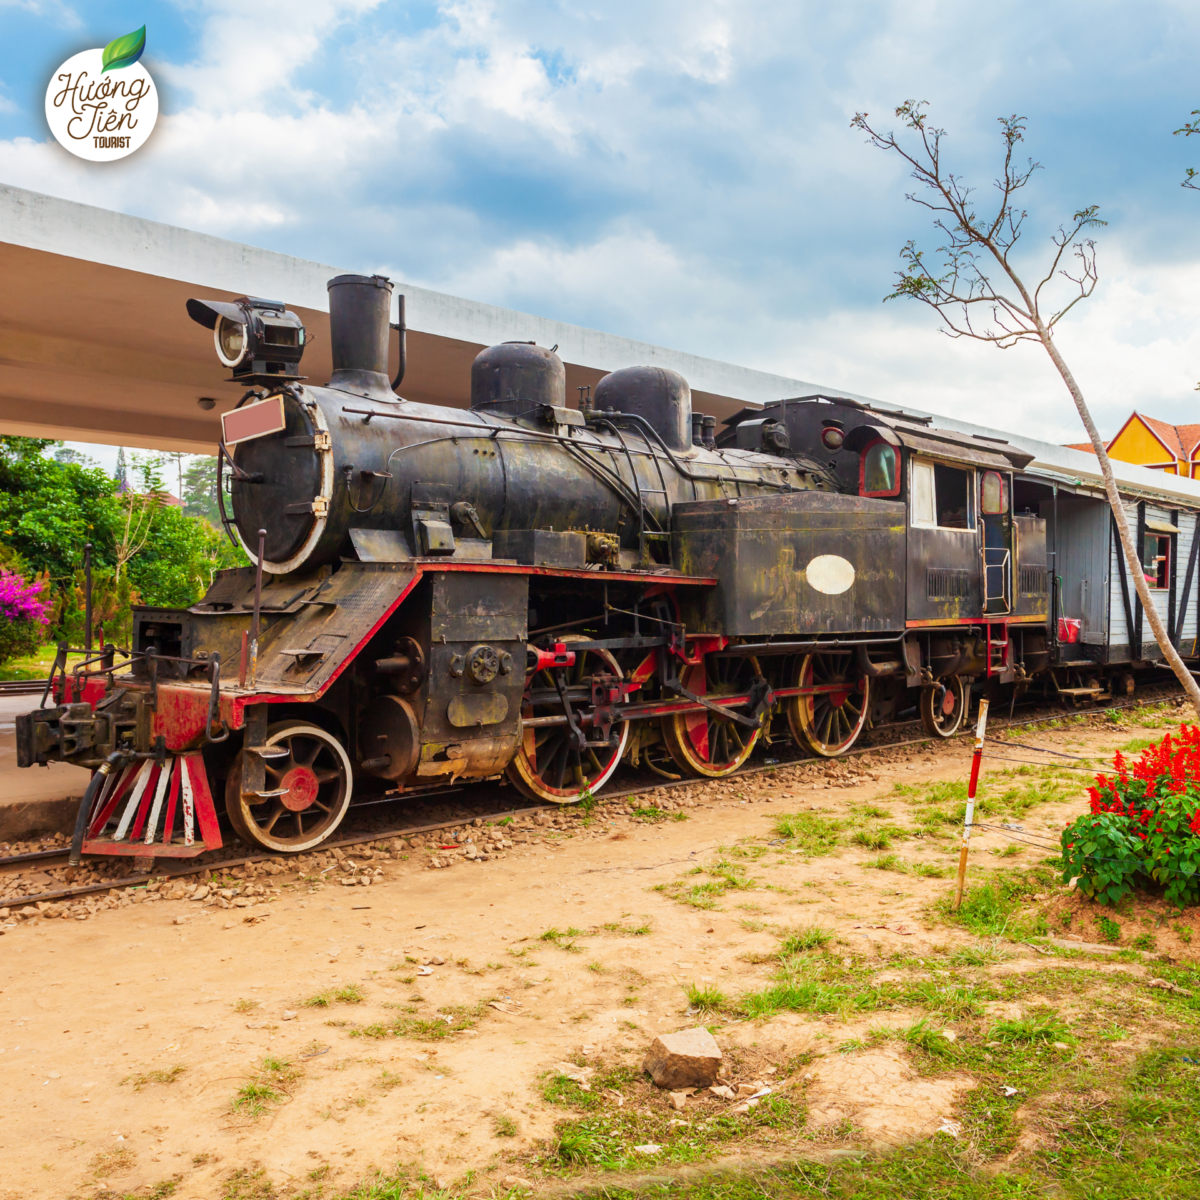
[2,702,1199,1200]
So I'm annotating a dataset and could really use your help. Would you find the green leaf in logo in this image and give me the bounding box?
[101,25,146,75]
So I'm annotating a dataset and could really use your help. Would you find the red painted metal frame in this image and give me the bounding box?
[81,752,223,859]
[858,436,903,498]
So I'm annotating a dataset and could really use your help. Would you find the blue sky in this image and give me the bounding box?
[3,0,1200,459]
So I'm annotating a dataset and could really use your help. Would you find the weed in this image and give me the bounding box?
[947,940,1011,967]
[631,805,668,822]
[494,1114,519,1137]
[864,854,948,878]
[1132,931,1157,951]
[231,1056,299,1118]
[1175,922,1194,945]
[540,926,585,952]
[303,983,363,1007]
[780,926,833,953]
[988,1013,1073,1045]
[587,960,605,973]
[350,999,489,1041]
[685,982,729,1014]
[379,1069,403,1090]
[898,1017,959,1057]
[938,869,1053,939]
[121,1064,185,1092]
[672,811,690,822]
[1097,915,1122,944]
[90,1147,136,1178]
[851,824,908,851]
[232,1080,283,1117]
[772,811,843,855]
[740,918,767,932]
[233,998,260,1014]
[601,920,652,936]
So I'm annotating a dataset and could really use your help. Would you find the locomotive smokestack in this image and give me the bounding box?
[327,274,396,399]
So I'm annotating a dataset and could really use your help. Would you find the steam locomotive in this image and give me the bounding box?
[16,273,1051,861]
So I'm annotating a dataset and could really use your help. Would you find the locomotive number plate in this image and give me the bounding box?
[221,395,286,445]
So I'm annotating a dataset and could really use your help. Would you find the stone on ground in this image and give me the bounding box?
[642,1027,722,1089]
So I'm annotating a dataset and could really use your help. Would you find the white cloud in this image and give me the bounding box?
[2,0,1200,447]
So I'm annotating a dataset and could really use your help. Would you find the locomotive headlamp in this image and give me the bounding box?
[186,295,306,382]
[820,424,846,451]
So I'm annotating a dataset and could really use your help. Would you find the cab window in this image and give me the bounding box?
[980,471,1008,514]
[910,461,974,530]
[861,441,899,496]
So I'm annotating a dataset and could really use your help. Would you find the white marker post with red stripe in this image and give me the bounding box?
[954,697,990,911]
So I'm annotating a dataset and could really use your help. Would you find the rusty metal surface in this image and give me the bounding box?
[671,491,906,638]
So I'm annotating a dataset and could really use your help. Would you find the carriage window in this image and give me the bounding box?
[910,461,974,530]
[1143,534,1170,590]
[980,471,1008,515]
[861,441,899,496]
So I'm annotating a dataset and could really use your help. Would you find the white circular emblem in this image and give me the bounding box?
[805,554,856,595]
[45,35,157,162]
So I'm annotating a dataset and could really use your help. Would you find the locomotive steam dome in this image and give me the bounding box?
[470,341,566,417]
[593,366,692,452]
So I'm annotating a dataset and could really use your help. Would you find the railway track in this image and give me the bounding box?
[0,679,50,697]
[1,687,1185,912]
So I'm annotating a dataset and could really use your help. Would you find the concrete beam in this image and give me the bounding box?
[0,183,867,456]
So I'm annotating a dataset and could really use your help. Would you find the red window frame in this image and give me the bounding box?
[859,437,902,498]
[980,470,1008,515]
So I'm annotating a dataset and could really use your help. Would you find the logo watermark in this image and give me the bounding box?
[45,26,158,162]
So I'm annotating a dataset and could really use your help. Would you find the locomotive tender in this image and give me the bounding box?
[17,273,1064,861]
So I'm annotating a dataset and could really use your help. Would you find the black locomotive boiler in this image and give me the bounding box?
[17,273,1050,859]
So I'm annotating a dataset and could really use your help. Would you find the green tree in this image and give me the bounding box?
[182,455,222,525]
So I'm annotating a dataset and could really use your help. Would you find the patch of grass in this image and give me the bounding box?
[988,1013,1073,1045]
[947,940,1011,966]
[864,853,948,878]
[90,1147,136,1178]
[303,982,365,1007]
[897,1017,959,1057]
[121,1064,186,1092]
[233,998,260,1014]
[601,920,652,936]
[587,960,605,973]
[779,925,833,953]
[685,982,729,1014]
[631,805,669,823]
[937,868,1053,940]
[231,1056,299,1118]
[1097,915,1122,943]
[851,824,909,851]
[672,810,690,822]
[772,811,843,855]
[541,926,585,951]
[350,999,490,1041]
[221,1165,275,1199]
[493,1113,519,1137]
[657,858,756,910]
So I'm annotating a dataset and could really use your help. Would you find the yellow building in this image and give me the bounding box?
[1066,412,1200,478]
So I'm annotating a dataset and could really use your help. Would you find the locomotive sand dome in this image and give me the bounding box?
[18,268,1102,864]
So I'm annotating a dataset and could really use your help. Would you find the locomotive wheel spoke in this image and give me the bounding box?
[788,652,869,758]
[663,659,761,778]
[509,638,629,804]
[225,722,353,854]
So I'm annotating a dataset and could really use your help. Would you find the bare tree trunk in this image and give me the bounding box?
[1036,321,1200,712]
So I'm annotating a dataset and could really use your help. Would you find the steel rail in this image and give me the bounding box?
[0,689,1184,909]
